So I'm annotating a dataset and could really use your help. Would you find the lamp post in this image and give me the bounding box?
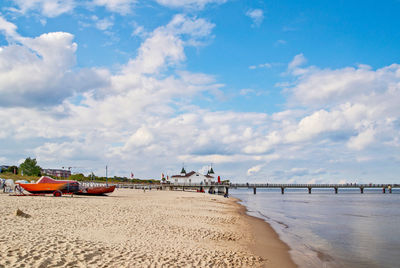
[106,165,108,186]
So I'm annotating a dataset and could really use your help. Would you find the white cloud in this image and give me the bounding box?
[0,32,76,106]
[288,53,306,70]
[240,88,255,95]
[0,14,225,176]
[126,32,184,74]
[347,128,375,150]
[10,0,75,17]
[93,17,114,31]
[0,17,109,107]
[155,0,226,9]
[289,63,400,108]
[247,164,263,176]
[123,126,154,149]
[124,14,214,74]
[280,59,400,155]
[275,39,287,46]
[245,9,264,27]
[167,14,215,37]
[249,62,272,70]
[92,0,137,15]
[0,16,18,38]
[132,25,146,37]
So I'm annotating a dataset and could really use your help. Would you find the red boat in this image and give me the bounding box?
[76,185,116,195]
[18,176,79,196]
[37,176,115,195]
[18,176,115,196]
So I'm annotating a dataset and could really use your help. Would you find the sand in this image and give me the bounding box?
[0,189,296,267]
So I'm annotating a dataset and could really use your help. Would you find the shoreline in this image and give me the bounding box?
[228,196,298,268]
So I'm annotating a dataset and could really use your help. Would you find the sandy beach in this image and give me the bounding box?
[0,189,296,267]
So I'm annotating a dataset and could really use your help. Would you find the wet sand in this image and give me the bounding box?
[0,189,296,267]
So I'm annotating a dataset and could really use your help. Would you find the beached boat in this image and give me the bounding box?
[18,180,79,196]
[18,176,115,196]
[76,185,116,196]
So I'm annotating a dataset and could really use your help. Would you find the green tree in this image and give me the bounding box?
[19,157,41,176]
[69,173,86,181]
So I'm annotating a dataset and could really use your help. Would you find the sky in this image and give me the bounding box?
[0,0,400,183]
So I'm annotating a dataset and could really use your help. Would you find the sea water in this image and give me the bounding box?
[231,188,400,268]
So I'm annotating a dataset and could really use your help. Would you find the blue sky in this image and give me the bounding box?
[1,0,400,183]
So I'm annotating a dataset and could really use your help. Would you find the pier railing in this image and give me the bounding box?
[88,182,398,195]
[230,183,399,188]
[229,183,399,194]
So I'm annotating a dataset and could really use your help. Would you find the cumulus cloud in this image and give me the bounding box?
[10,0,75,17]
[289,63,400,108]
[245,9,264,27]
[235,55,400,182]
[0,16,18,38]
[124,14,214,74]
[0,17,109,107]
[123,127,154,150]
[0,14,224,174]
[9,0,138,16]
[0,32,76,106]
[347,128,375,150]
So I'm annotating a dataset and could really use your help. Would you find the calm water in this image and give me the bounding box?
[231,188,400,268]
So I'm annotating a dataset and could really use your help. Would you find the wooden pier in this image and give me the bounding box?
[230,183,399,194]
[114,182,399,195]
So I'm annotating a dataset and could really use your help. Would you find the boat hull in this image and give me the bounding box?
[76,185,116,195]
[19,182,79,194]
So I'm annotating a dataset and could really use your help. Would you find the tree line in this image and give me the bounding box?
[1,157,159,184]
[0,157,41,176]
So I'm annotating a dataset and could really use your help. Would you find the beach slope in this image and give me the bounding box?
[0,189,296,267]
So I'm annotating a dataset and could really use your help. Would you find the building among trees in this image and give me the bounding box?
[42,169,71,178]
[170,167,215,185]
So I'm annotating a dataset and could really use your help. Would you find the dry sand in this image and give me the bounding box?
[0,189,296,267]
